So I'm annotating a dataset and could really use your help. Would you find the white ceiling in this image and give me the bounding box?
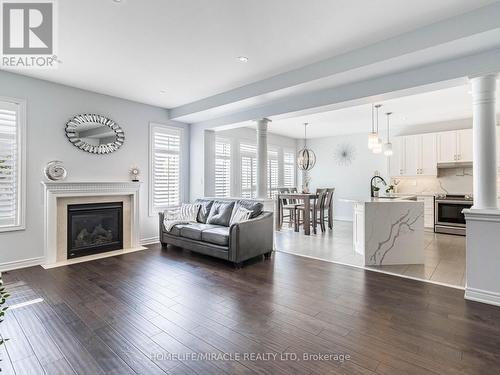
[4,0,496,109]
[257,83,500,139]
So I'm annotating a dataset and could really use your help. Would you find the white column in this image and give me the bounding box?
[256,118,271,199]
[470,74,498,209]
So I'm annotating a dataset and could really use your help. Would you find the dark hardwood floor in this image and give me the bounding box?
[2,245,500,374]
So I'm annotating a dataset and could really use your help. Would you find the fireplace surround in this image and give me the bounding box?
[42,181,143,268]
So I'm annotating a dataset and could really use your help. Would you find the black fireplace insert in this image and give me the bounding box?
[67,202,123,259]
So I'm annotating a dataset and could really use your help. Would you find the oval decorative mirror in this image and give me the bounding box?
[65,114,125,154]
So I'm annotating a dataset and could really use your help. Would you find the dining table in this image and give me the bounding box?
[275,192,319,235]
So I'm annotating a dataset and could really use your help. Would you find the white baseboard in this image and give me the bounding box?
[334,216,353,222]
[140,236,159,245]
[0,256,45,273]
[465,287,500,307]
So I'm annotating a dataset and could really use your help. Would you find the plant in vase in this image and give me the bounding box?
[385,185,395,195]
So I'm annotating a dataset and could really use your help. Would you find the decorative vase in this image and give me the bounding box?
[373,190,379,197]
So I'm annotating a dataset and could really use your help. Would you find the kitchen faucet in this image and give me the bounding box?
[370,176,387,197]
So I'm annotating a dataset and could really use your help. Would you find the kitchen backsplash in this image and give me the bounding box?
[392,168,474,195]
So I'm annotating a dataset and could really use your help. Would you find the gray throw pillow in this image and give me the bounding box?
[206,201,235,226]
[235,200,263,219]
[194,199,214,223]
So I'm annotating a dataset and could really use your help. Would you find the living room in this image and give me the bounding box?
[1,1,500,374]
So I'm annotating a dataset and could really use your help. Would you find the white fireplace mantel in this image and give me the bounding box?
[42,181,143,267]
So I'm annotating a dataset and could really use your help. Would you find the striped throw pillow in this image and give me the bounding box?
[230,206,252,225]
[177,203,201,221]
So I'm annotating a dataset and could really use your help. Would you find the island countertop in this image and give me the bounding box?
[349,196,424,266]
[339,195,418,203]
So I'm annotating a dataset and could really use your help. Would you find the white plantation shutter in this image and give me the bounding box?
[0,100,22,230]
[267,149,279,199]
[283,150,296,187]
[215,138,231,197]
[150,125,181,211]
[240,142,257,198]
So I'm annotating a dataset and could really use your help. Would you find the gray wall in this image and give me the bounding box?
[307,133,388,221]
[0,71,189,270]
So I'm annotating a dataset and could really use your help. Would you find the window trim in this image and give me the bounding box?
[0,96,26,233]
[148,122,184,216]
[283,148,296,188]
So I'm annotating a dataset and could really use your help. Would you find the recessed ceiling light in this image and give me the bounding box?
[160,89,167,94]
[237,56,249,63]
[112,0,123,3]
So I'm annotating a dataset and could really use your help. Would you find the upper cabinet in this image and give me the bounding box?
[436,129,473,163]
[436,131,456,163]
[419,133,438,175]
[394,134,436,176]
[457,128,473,162]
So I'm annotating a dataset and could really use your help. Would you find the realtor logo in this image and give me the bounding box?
[1,0,58,68]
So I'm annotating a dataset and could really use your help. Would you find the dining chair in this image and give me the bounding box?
[277,187,297,227]
[323,188,335,229]
[295,188,327,234]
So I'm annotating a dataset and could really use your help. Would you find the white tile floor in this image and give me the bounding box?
[275,220,466,287]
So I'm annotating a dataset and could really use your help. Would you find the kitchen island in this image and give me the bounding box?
[340,196,424,266]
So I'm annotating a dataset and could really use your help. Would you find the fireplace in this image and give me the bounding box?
[67,202,123,259]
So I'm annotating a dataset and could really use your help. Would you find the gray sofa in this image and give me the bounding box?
[159,198,274,267]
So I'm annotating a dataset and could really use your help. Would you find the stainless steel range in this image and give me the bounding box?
[434,194,473,236]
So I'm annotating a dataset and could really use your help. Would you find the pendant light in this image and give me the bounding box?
[384,112,393,156]
[367,104,378,149]
[372,104,383,154]
[297,123,316,171]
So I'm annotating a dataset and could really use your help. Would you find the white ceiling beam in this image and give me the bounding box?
[170,2,500,122]
[192,47,500,129]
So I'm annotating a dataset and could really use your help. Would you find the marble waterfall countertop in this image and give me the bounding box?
[349,196,424,266]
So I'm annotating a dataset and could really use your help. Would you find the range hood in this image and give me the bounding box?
[437,161,473,169]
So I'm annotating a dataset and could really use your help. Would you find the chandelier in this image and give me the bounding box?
[297,123,316,171]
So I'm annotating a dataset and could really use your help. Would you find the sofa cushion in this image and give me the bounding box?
[167,223,188,237]
[206,201,235,226]
[180,223,218,241]
[194,199,214,223]
[234,200,263,219]
[201,227,230,246]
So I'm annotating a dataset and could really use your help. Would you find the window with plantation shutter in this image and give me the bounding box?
[267,149,279,199]
[240,142,257,198]
[0,99,24,232]
[215,138,231,197]
[150,124,182,213]
[283,150,296,188]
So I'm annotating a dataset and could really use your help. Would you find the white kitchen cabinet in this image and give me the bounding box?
[437,131,457,163]
[392,137,405,176]
[419,133,437,175]
[417,195,435,229]
[457,128,473,162]
[394,134,436,176]
[436,129,473,163]
[353,203,365,255]
[404,136,418,176]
